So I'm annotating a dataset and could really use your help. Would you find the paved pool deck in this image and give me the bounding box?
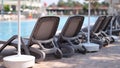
[0,39,120,68]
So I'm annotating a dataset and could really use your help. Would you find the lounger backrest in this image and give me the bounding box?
[106,16,117,30]
[91,16,106,33]
[61,16,84,37]
[112,16,117,27]
[101,16,113,31]
[116,15,120,25]
[30,16,59,41]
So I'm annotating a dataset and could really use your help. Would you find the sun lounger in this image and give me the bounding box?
[82,15,116,47]
[81,16,106,47]
[0,16,63,62]
[56,16,86,57]
[108,15,120,36]
[97,16,115,44]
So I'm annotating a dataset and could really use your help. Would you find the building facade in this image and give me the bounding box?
[0,0,41,11]
[105,0,120,15]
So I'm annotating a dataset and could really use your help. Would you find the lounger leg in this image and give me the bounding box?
[29,47,45,62]
[21,39,30,55]
[21,45,30,55]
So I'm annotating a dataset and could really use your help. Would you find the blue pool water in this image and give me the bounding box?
[0,16,98,41]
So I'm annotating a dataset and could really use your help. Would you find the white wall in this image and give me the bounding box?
[105,0,120,4]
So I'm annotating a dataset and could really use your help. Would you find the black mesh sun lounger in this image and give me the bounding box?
[56,16,87,57]
[81,16,106,47]
[0,16,63,62]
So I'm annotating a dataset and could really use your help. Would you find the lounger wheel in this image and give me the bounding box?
[103,38,109,45]
[29,47,46,63]
[110,37,115,43]
[60,45,74,57]
[54,48,63,59]
[77,46,87,54]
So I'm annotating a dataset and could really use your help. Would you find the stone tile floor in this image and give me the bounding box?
[0,40,120,68]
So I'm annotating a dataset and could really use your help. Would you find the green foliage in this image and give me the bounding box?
[21,5,27,9]
[52,0,109,10]
[4,5,10,12]
[57,0,82,7]
[57,0,66,7]
[72,1,83,7]
[91,1,100,9]
[83,2,88,10]
[66,0,73,7]
[101,1,109,6]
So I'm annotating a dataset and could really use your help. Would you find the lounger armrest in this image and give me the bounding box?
[0,35,17,52]
[61,35,80,46]
[0,35,27,46]
[101,31,109,37]
[0,35,18,52]
[5,35,18,44]
[9,35,28,46]
[31,38,53,50]
[32,38,53,43]
[61,35,78,40]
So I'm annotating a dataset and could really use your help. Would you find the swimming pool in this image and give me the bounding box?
[0,16,98,41]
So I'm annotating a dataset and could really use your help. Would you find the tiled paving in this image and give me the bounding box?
[0,40,120,68]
